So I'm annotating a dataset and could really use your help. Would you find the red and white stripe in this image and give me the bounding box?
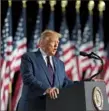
[91,42,107,77]
[10,38,27,111]
[11,73,23,111]
[70,42,81,81]
[103,60,109,103]
[79,41,93,79]
[59,41,75,80]
[1,37,27,111]
[1,35,13,110]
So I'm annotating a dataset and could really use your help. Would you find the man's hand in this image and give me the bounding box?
[45,87,59,99]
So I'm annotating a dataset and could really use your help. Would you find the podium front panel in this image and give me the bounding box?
[46,83,86,111]
[46,82,109,111]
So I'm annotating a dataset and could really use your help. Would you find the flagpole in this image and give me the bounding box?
[22,0,26,8]
[75,0,81,14]
[61,0,67,13]
[88,0,94,15]
[86,0,94,79]
[75,0,82,80]
[98,0,105,17]
[38,0,45,9]
[49,0,56,11]
[8,0,12,111]
[61,0,67,24]
[98,1,105,79]
[47,0,56,30]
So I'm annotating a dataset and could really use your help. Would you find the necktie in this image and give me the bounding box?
[46,56,54,86]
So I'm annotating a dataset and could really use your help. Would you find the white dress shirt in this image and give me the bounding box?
[39,48,55,93]
[39,48,54,71]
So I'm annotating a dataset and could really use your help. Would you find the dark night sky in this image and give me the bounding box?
[1,0,109,48]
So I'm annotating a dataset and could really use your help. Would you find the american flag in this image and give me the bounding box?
[1,3,13,110]
[11,6,27,72]
[28,6,42,52]
[58,11,74,79]
[103,43,109,103]
[11,3,27,111]
[80,13,94,79]
[71,12,82,81]
[92,15,107,76]
[104,60,109,103]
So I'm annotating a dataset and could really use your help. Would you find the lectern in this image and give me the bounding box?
[46,82,109,111]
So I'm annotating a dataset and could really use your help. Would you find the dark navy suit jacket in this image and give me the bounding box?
[17,50,73,111]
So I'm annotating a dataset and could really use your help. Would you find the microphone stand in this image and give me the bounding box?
[83,52,104,81]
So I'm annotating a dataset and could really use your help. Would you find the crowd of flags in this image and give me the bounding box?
[1,1,109,111]
[1,4,13,110]
[1,2,27,110]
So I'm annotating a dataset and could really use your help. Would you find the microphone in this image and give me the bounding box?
[80,51,99,59]
[79,51,104,81]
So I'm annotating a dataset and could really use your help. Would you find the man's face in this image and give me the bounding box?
[41,35,59,56]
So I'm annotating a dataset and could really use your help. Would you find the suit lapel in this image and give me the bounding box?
[35,50,52,85]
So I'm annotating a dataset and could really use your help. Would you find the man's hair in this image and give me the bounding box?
[40,29,61,40]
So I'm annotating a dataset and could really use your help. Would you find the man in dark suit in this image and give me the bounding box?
[17,30,74,111]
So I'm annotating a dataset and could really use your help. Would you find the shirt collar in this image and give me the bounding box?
[39,48,54,69]
[40,48,47,57]
[39,48,52,59]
